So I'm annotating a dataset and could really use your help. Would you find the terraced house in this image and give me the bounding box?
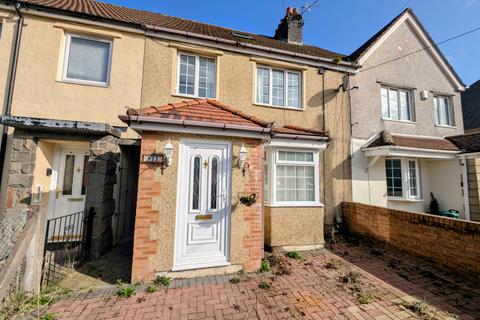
[0,0,355,290]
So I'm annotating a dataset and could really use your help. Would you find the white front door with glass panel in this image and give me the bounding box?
[49,148,90,241]
[174,141,231,271]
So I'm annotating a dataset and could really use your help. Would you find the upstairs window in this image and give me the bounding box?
[256,66,301,109]
[434,95,454,126]
[177,53,216,98]
[381,87,413,121]
[63,34,113,85]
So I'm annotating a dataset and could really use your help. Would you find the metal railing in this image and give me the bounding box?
[41,207,94,288]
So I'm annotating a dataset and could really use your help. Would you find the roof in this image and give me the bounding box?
[462,80,480,131]
[366,131,459,151]
[447,131,480,154]
[347,8,465,88]
[13,0,344,61]
[120,99,329,140]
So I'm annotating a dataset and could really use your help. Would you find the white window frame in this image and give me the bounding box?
[265,147,321,207]
[62,33,113,86]
[255,65,302,110]
[385,157,421,200]
[433,95,454,127]
[176,52,217,99]
[381,86,414,122]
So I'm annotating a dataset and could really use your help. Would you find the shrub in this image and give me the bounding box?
[429,193,440,215]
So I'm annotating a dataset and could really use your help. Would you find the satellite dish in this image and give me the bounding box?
[342,76,350,92]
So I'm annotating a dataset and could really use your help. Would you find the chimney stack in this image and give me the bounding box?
[274,7,304,45]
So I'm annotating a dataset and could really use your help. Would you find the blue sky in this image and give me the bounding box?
[106,0,480,86]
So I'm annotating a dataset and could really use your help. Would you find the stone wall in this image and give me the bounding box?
[342,202,480,279]
[467,158,480,222]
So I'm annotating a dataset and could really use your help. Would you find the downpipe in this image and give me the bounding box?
[0,1,23,188]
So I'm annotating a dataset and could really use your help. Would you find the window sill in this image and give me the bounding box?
[382,118,416,124]
[434,124,457,129]
[57,79,109,88]
[387,198,424,202]
[253,102,303,111]
[172,93,217,100]
[265,202,324,208]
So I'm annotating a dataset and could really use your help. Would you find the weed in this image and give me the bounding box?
[146,285,157,293]
[153,275,172,287]
[404,300,428,317]
[286,251,302,260]
[268,255,291,275]
[258,281,271,290]
[40,313,56,320]
[137,296,146,303]
[355,290,371,304]
[117,286,135,298]
[229,277,241,284]
[325,259,340,270]
[232,303,241,311]
[340,271,362,284]
[259,259,271,273]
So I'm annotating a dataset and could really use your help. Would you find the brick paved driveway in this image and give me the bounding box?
[39,236,480,319]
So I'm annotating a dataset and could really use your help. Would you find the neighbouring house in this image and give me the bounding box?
[348,9,469,218]
[461,80,480,133]
[0,0,355,289]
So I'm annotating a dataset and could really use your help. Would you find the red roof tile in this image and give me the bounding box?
[17,0,344,60]
[366,131,459,151]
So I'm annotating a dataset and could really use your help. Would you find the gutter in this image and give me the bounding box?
[0,0,23,188]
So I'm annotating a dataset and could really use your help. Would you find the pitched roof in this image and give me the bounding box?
[120,99,329,140]
[462,80,480,131]
[366,131,459,151]
[447,130,480,153]
[15,0,344,60]
[347,8,464,88]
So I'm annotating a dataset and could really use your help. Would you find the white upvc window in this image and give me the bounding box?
[256,66,301,109]
[62,34,113,86]
[385,158,420,200]
[265,148,320,206]
[434,95,454,126]
[177,53,216,99]
[381,87,413,121]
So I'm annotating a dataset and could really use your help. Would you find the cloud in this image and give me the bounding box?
[465,0,477,8]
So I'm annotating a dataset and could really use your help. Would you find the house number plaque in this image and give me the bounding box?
[142,153,165,164]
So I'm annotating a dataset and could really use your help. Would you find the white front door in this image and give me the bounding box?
[49,148,90,240]
[174,140,231,271]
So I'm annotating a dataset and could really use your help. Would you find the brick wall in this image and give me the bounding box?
[342,202,480,279]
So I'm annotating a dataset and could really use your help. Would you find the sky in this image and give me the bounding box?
[105,0,480,86]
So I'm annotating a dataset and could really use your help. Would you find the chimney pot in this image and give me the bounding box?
[286,7,293,15]
[293,7,299,15]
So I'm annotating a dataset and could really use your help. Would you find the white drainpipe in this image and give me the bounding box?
[461,155,471,221]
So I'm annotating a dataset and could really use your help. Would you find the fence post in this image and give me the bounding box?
[82,207,95,262]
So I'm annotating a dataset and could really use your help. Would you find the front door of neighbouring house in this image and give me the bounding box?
[174,140,231,271]
[47,148,90,241]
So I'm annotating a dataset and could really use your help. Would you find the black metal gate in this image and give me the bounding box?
[41,207,95,288]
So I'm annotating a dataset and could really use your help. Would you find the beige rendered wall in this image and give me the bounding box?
[0,10,16,113]
[140,38,352,227]
[131,132,264,281]
[2,9,144,130]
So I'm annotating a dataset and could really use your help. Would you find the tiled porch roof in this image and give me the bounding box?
[366,131,460,151]
[120,99,330,140]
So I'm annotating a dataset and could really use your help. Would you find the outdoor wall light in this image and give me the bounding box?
[239,144,249,176]
[164,139,174,166]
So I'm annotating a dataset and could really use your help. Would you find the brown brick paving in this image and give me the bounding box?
[38,236,480,319]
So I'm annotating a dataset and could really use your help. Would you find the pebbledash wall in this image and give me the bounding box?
[132,132,264,282]
[342,202,480,279]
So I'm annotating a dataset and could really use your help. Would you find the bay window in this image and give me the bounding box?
[177,53,216,98]
[434,95,453,126]
[385,158,420,199]
[256,66,301,109]
[381,87,413,121]
[264,148,320,206]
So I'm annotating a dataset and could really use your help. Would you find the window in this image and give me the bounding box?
[191,156,201,211]
[381,87,413,121]
[177,53,216,98]
[385,158,420,199]
[256,66,301,109]
[434,95,453,126]
[265,149,319,205]
[63,34,113,85]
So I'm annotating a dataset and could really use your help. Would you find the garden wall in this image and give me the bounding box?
[342,202,480,279]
